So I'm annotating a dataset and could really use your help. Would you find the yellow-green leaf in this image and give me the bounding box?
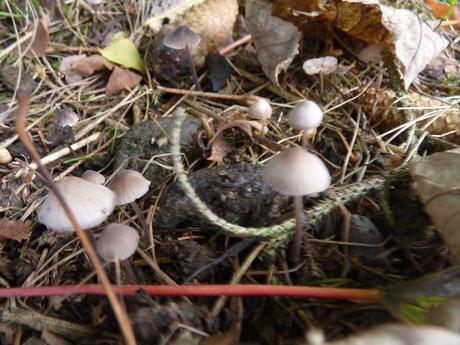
[99,37,145,74]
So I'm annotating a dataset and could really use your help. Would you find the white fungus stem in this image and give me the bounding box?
[291,195,305,263]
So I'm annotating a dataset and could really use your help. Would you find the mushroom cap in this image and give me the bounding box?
[358,43,384,64]
[288,100,324,130]
[82,170,105,185]
[162,25,201,50]
[55,108,79,127]
[96,223,140,261]
[262,147,331,196]
[108,170,151,206]
[248,98,272,120]
[37,176,115,232]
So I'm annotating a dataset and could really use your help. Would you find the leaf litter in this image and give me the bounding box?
[0,0,459,343]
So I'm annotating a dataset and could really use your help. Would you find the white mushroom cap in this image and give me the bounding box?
[248,98,272,120]
[37,176,115,232]
[262,147,331,196]
[96,223,140,261]
[108,170,150,206]
[82,170,105,185]
[288,100,324,130]
[163,25,201,50]
[55,108,79,127]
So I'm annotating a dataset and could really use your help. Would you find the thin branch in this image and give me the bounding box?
[15,93,136,345]
[0,284,382,301]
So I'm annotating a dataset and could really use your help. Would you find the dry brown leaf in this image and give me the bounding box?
[105,66,142,95]
[146,0,206,31]
[66,55,114,77]
[245,0,301,85]
[23,14,50,58]
[59,54,87,83]
[207,135,232,163]
[410,150,460,261]
[0,218,32,241]
[177,0,238,51]
[214,120,265,140]
[271,0,448,89]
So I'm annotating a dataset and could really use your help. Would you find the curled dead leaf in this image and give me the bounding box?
[22,14,50,58]
[106,67,142,96]
[410,150,460,261]
[0,218,32,241]
[64,55,114,78]
[245,0,301,85]
[207,136,233,163]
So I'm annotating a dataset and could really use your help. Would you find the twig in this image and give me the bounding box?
[156,85,256,102]
[27,132,102,169]
[15,93,136,345]
[0,284,382,301]
[1,307,100,339]
[219,34,252,55]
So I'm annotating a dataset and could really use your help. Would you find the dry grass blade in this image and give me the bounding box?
[15,93,137,345]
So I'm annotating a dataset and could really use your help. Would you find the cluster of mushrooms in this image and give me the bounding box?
[37,25,330,269]
[37,169,150,277]
[249,98,331,263]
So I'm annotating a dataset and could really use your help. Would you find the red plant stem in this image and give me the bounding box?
[0,284,382,301]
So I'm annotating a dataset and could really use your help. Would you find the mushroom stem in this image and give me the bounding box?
[291,195,306,263]
[185,44,202,91]
[301,131,309,148]
[122,259,138,285]
[130,201,149,238]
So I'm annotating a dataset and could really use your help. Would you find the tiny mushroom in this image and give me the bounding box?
[248,97,272,121]
[263,147,331,263]
[96,223,140,262]
[288,100,324,148]
[37,176,115,232]
[162,25,202,90]
[108,169,150,235]
[55,108,79,128]
[82,170,105,185]
[108,169,150,206]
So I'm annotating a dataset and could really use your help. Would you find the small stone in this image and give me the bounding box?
[0,147,12,164]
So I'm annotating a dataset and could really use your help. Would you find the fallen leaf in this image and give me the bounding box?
[0,218,32,241]
[245,0,301,85]
[145,0,206,31]
[410,150,460,261]
[303,56,338,75]
[271,0,449,89]
[65,54,114,77]
[213,120,265,140]
[99,35,145,74]
[22,14,49,58]
[59,54,87,83]
[379,5,449,90]
[177,0,239,51]
[208,52,232,91]
[207,135,232,163]
[106,66,142,95]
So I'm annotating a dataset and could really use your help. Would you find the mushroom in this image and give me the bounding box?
[108,170,150,235]
[81,170,105,185]
[96,223,140,284]
[55,108,79,128]
[262,147,331,263]
[248,97,272,121]
[37,176,115,232]
[288,100,324,148]
[163,25,202,91]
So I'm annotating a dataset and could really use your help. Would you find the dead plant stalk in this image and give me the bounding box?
[15,93,137,345]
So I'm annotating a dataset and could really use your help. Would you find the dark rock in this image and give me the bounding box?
[156,163,289,231]
[114,116,201,187]
[348,214,386,262]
